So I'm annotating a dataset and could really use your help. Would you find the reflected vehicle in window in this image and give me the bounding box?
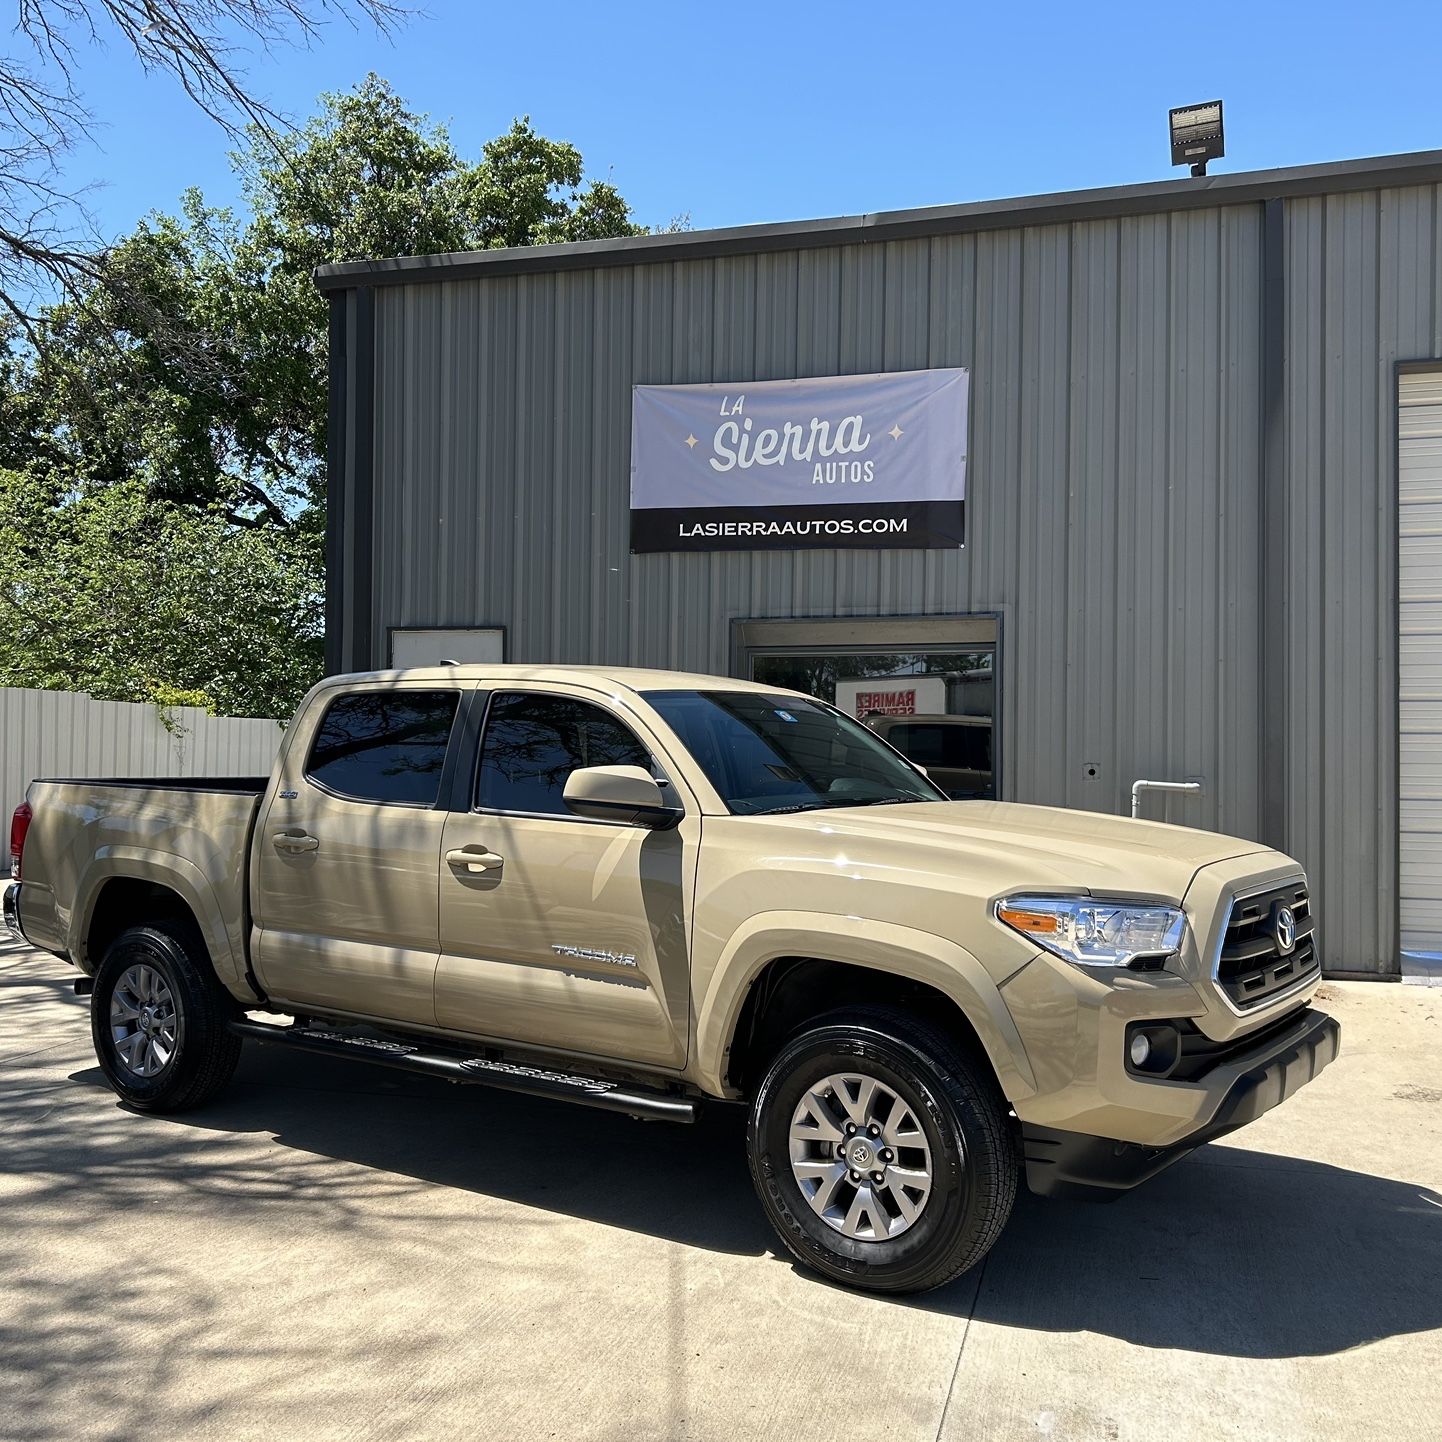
[864,714,994,800]
[747,648,996,800]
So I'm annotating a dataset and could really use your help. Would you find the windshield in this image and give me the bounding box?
[643,690,947,815]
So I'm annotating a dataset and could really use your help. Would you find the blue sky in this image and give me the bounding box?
[60,0,1442,244]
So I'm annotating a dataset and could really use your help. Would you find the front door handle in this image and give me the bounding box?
[273,831,319,853]
[446,846,504,873]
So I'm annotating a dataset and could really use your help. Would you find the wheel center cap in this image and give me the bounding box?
[139,1007,154,1033]
[847,1139,876,1170]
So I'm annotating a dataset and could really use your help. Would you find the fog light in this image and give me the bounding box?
[1129,1032,1152,1068]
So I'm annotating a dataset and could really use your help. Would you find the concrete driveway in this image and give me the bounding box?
[2,937,1439,1441]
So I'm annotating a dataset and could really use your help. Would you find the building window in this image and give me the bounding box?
[390,628,504,667]
[736,616,999,800]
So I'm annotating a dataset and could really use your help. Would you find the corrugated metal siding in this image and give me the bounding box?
[371,207,1263,825]
[360,182,1442,973]
[1280,187,1442,971]
[1,688,283,821]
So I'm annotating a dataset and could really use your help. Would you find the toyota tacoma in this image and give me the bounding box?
[6,666,1338,1293]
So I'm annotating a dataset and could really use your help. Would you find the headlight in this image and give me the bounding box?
[995,895,1186,970]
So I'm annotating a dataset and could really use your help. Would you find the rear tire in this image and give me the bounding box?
[91,920,242,1113]
[747,1004,1016,1294]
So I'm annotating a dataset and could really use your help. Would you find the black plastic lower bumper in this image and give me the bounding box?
[1022,1008,1341,1202]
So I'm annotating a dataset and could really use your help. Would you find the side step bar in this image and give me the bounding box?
[227,1017,697,1123]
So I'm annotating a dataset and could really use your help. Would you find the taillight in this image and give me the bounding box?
[9,802,31,880]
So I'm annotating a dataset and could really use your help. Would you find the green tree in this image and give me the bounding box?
[0,472,324,716]
[0,77,647,714]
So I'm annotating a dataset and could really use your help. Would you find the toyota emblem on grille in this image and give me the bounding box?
[1272,902,1297,955]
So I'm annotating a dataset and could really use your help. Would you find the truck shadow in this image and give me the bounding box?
[53,1041,1442,1361]
[930,1156,1442,1357]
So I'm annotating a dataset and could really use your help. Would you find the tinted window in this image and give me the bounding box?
[476,693,652,817]
[306,691,459,805]
[643,690,944,815]
[887,722,992,772]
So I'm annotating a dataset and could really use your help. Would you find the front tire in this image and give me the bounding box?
[747,1005,1016,1294]
[91,920,242,1112]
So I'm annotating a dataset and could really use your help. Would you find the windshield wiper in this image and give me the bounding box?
[824,794,933,808]
[749,793,932,816]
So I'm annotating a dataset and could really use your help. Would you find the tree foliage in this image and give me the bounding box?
[0,76,647,715]
[0,472,324,716]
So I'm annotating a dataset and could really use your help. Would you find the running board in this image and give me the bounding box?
[227,1018,697,1122]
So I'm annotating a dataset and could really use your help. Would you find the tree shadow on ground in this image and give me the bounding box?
[7,952,1439,1365]
[45,1037,1442,1361]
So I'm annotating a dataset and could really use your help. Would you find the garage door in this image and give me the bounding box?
[1400,370,1442,974]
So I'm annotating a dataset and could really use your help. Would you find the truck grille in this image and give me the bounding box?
[1216,879,1318,1010]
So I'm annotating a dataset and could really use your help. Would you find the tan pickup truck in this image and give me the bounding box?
[7,666,1338,1293]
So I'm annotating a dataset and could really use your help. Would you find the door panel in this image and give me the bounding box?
[256,791,448,1024]
[252,684,465,1025]
[434,688,695,1068]
[436,811,694,1066]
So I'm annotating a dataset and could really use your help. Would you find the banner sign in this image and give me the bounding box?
[629,368,968,552]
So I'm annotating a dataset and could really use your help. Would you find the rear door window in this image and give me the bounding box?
[305,691,460,806]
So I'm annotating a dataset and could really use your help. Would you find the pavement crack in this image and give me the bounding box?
[933,1251,990,1441]
[0,1038,85,1065]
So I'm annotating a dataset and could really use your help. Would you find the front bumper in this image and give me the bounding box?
[3,880,25,944]
[1021,1007,1340,1201]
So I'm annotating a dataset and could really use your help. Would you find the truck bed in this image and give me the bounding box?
[30,776,270,793]
[16,777,267,987]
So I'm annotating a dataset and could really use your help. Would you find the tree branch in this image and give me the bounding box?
[1,0,410,324]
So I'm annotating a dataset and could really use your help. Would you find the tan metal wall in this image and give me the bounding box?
[0,688,283,821]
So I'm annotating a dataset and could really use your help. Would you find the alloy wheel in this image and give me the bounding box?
[109,963,180,1078]
[788,1071,935,1240]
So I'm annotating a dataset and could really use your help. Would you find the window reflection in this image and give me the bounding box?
[748,650,995,800]
[477,694,652,816]
[306,691,459,805]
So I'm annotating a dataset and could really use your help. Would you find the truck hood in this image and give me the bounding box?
[779,799,1275,903]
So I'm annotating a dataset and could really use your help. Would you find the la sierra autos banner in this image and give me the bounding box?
[629,368,969,553]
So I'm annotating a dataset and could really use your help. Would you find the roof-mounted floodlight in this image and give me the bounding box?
[1170,100,1224,177]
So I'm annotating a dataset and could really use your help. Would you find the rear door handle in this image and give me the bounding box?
[273,832,319,853]
[446,846,504,873]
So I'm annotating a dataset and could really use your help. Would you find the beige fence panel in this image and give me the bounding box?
[0,688,284,817]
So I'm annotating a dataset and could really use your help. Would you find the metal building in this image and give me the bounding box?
[317,150,1442,979]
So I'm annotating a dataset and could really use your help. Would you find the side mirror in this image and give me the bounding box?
[563,765,682,829]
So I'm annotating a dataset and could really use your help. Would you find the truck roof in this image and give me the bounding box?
[325,664,806,697]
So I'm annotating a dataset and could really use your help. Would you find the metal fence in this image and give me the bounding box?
[0,687,283,820]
